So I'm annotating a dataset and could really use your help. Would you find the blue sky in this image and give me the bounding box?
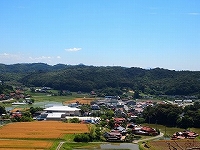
[0,0,200,70]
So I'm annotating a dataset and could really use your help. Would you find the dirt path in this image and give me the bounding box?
[133,132,164,144]
[56,141,65,150]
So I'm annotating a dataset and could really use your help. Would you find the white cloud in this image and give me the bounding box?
[1,53,9,56]
[0,53,26,64]
[188,12,200,15]
[30,56,52,60]
[0,53,9,56]
[28,56,61,61]
[65,48,82,52]
[0,52,61,64]
[0,53,22,59]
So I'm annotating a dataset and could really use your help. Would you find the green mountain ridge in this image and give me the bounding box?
[1,63,200,96]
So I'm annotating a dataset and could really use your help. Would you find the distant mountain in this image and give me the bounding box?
[1,63,200,96]
[0,63,68,73]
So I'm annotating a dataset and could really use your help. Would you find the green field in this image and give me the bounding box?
[25,90,89,102]
[0,90,91,109]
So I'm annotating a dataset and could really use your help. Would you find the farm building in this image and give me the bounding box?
[171,130,199,140]
[174,100,183,104]
[44,106,81,116]
[104,132,122,142]
[46,113,66,121]
[65,116,100,124]
[132,126,158,136]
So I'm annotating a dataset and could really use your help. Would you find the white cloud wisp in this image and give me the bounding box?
[65,48,82,52]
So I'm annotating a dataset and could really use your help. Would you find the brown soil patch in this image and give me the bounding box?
[10,108,28,113]
[148,139,200,150]
[64,98,95,105]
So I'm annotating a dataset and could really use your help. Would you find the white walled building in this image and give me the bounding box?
[44,106,81,116]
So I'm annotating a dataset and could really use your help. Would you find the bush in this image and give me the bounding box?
[74,133,90,142]
[125,133,134,142]
[156,128,160,135]
[69,118,81,123]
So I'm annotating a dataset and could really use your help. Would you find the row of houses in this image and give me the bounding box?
[132,125,158,136]
[171,131,199,140]
[174,99,193,104]
[104,117,127,142]
[104,117,159,142]
[29,98,159,142]
[0,89,31,101]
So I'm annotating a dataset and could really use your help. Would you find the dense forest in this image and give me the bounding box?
[142,102,200,128]
[1,63,200,97]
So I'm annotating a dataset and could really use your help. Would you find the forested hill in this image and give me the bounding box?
[0,63,67,73]
[1,63,200,96]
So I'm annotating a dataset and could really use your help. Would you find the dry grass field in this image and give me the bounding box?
[0,121,89,150]
[64,97,95,105]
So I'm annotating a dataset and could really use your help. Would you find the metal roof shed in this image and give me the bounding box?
[44,106,81,116]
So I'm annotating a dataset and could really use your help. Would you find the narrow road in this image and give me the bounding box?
[56,141,65,150]
[55,133,164,149]
[133,132,164,144]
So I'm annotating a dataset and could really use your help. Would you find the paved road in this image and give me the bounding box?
[133,132,164,144]
[0,98,14,102]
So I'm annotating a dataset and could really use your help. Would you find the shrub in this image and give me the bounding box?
[74,133,90,142]
[69,118,80,123]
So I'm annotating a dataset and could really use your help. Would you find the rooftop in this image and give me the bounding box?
[44,106,80,111]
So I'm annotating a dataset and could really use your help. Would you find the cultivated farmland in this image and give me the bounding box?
[0,121,89,139]
[0,139,52,150]
[0,121,89,150]
[64,97,95,105]
[148,140,200,150]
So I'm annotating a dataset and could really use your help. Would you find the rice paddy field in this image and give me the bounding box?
[25,91,91,103]
[0,121,89,150]
[0,139,52,150]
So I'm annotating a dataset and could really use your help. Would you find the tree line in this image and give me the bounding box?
[1,63,200,96]
[142,102,200,128]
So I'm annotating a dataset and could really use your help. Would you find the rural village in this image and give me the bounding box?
[1,0,200,149]
[0,86,199,147]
